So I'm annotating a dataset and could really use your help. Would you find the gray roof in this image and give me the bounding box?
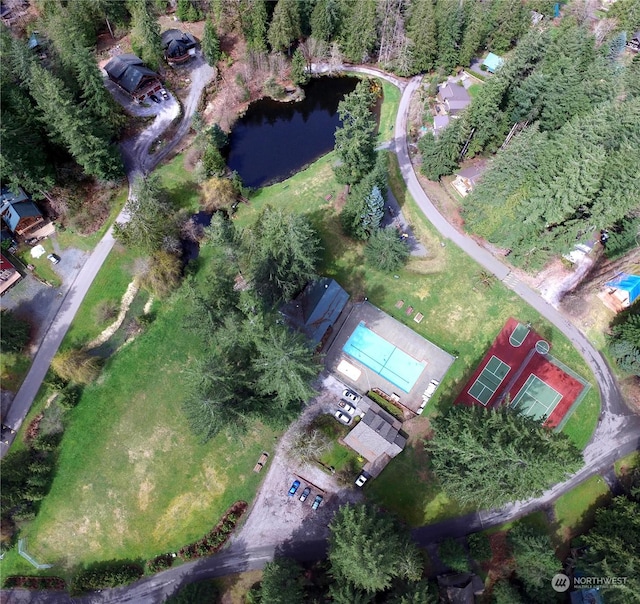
[439,83,470,103]
[162,29,197,58]
[104,54,159,94]
[281,278,349,346]
[343,403,407,463]
[456,164,486,185]
[447,99,470,112]
[434,115,450,130]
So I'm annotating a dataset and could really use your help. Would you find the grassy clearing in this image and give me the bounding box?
[552,475,610,546]
[468,83,483,98]
[0,351,31,392]
[320,441,360,473]
[62,244,140,350]
[15,240,61,287]
[615,450,640,477]
[19,271,281,570]
[155,153,201,212]
[377,80,401,143]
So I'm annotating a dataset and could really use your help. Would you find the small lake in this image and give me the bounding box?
[226,76,364,189]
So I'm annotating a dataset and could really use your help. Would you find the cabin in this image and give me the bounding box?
[104,54,162,102]
[161,29,197,64]
[627,31,640,52]
[437,83,471,115]
[451,164,487,197]
[482,52,504,73]
[0,187,44,236]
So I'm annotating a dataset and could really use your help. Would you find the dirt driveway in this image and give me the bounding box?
[233,374,364,550]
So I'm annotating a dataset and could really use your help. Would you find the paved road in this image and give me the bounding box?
[1,55,215,453]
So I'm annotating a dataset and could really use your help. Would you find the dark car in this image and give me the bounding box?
[149,94,161,104]
[288,480,301,497]
[311,494,323,510]
[299,487,311,502]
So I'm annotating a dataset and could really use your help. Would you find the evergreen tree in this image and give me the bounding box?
[251,323,321,411]
[438,538,470,573]
[435,0,463,71]
[291,48,309,85]
[418,129,460,181]
[407,0,437,72]
[202,18,221,66]
[608,307,640,376]
[459,2,492,67]
[268,0,302,53]
[130,0,163,71]
[329,504,423,592]
[244,205,322,304]
[358,185,385,239]
[364,228,409,272]
[244,0,269,52]
[487,0,530,53]
[333,80,377,184]
[0,311,31,354]
[260,558,305,604]
[426,406,582,508]
[339,0,378,63]
[28,63,123,181]
[310,0,341,42]
[508,524,561,601]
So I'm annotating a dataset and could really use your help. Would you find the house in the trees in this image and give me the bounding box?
[627,31,640,52]
[433,114,450,136]
[437,82,471,115]
[0,187,44,236]
[161,29,197,65]
[0,253,21,295]
[104,54,162,102]
[343,401,407,478]
[281,277,349,350]
[451,164,486,197]
[437,573,485,604]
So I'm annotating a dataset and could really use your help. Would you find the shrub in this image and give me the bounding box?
[438,538,470,573]
[264,77,285,99]
[51,348,101,385]
[57,384,82,410]
[3,576,65,590]
[140,251,183,299]
[0,311,31,353]
[468,532,492,562]
[70,561,144,595]
[93,300,118,325]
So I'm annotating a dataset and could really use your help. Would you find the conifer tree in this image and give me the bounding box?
[202,18,221,66]
[339,0,378,63]
[407,0,437,73]
[130,0,163,71]
[310,0,341,42]
[291,48,309,85]
[268,0,302,53]
[244,0,268,52]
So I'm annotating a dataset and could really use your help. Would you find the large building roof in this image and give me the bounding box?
[161,29,197,59]
[439,83,470,103]
[104,54,159,94]
[281,278,349,347]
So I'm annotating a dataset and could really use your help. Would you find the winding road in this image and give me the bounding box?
[2,67,638,602]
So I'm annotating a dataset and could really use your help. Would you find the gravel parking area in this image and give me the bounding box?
[233,374,364,549]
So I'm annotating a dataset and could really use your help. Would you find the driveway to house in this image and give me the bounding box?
[1,54,215,453]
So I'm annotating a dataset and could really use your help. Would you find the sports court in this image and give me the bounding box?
[343,322,426,393]
[510,374,562,420]
[468,355,511,405]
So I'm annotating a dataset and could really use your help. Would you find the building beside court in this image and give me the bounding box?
[456,318,589,429]
[601,273,640,311]
[281,278,349,350]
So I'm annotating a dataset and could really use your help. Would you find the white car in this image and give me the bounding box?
[334,410,352,425]
[342,388,360,403]
[338,399,356,415]
[47,253,60,265]
[355,472,370,487]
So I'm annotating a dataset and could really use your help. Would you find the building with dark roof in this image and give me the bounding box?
[0,187,44,236]
[281,278,349,349]
[104,54,161,102]
[627,31,640,52]
[161,29,197,64]
[343,401,407,477]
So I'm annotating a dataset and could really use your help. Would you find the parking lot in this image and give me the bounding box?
[232,374,364,549]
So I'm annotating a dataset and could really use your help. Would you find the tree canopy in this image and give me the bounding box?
[426,406,582,508]
[328,503,423,592]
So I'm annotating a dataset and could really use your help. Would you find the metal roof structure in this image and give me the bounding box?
[606,273,640,306]
[104,54,159,95]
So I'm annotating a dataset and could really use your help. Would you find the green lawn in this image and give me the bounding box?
[553,475,610,546]
[15,241,62,288]
[467,83,483,98]
[615,450,640,477]
[377,80,401,143]
[155,153,202,212]
[9,255,281,571]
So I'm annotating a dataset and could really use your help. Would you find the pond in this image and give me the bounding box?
[226,76,364,189]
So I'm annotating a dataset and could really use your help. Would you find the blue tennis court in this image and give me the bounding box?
[342,322,426,392]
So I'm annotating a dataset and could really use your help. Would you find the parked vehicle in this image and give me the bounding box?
[159,88,169,100]
[355,472,370,487]
[149,94,161,103]
[311,494,323,510]
[338,399,356,415]
[334,410,352,425]
[1,424,16,445]
[299,487,311,502]
[342,388,360,403]
[288,480,300,496]
[47,253,60,265]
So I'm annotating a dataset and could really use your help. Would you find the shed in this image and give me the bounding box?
[433,115,450,135]
[628,31,640,52]
[482,52,504,73]
[605,273,640,308]
[451,164,487,197]
[0,253,21,295]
